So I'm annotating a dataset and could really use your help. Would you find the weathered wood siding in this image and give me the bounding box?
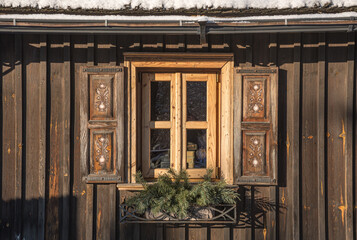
[1,32,356,240]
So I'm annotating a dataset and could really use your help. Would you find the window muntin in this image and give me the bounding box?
[142,72,217,179]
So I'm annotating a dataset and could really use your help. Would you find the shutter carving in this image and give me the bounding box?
[234,67,278,185]
[80,66,124,183]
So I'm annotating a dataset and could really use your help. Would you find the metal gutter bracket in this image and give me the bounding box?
[347,24,355,32]
[198,19,207,44]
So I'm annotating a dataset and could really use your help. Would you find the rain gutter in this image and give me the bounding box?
[0,17,356,36]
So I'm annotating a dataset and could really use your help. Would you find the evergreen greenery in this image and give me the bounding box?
[125,169,239,219]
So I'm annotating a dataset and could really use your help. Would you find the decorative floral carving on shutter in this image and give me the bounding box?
[234,67,278,185]
[80,66,124,183]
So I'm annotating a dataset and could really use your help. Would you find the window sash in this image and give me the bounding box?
[141,72,218,179]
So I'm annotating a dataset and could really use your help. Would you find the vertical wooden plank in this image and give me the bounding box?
[232,33,247,240]
[248,33,274,240]
[276,33,294,240]
[326,32,349,240]
[84,34,94,240]
[209,35,230,52]
[46,34,60,240]
[233,69,242,186]
[117,35,141,65]
[317,32,326,240]
[72,34,88,240]
[355,31,357,240]
[246,34,253,67]
[186,35,208,52]
[165,35,185,52]
[96,185,116,240]
[119,33,142,240]
[165,224,185,240]
[244,187,253,240]
[221,61,234,184]
[38,35,47,239]
[62,34,71,240]
[22,34,43,240]
[286,33,301,240]
[267,32,277,240]
[13,34,22,240]
[210,225,230,240]
[301,33,319,240]
[1,34,13,240]
[94,34,117,240]
[251,187,266,240]
[344,32,354,240]
[141,35,163,52]
[38,34,47,240]
[46,34,70,240]
[231,34,246,67]
[1,34,22,240]
[188,225,207,240]
[253,34,270,66]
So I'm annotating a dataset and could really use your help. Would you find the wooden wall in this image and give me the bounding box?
[0,32,356,240]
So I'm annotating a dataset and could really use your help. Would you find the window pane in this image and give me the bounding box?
[187,81,207,121]
[150,129,170,169]
[151,81,170,121]
[186,129,207,169]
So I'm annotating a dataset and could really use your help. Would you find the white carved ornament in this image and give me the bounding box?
[95,136,109,166]
[95,83,109,112]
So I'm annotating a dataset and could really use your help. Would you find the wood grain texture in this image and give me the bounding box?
[2,32,357,240]
[316,32,326,240]
[0,34,22,240]
[301,33,319,240]
[326,32,349,240]
[45,34,71,240]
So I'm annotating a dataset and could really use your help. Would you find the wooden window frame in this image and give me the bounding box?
[124,53,234,184]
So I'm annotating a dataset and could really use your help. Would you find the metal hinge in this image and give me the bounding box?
[216,74,219,83]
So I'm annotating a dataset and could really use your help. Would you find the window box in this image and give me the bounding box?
[119,204,237,224]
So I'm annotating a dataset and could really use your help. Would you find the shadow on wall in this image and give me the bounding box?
[237,187,285,229]
[0,197,76,240]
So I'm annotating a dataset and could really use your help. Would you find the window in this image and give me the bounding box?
[79,54,279,186]
[141,72,217,179]
[125,53,234,183]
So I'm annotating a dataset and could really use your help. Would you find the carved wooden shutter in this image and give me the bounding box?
[234,67,278,185]
[80,66,124,183]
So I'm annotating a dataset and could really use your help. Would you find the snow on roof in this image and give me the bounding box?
[1,12,357,22]
[1,0,356,10]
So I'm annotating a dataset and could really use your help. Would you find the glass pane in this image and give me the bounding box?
[151,81,170,121]
[150,129,170,169]
[186,129,207,169]
[187,81,207,121]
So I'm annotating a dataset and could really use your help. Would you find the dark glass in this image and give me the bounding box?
[187,81,207,121]
[150,129,170,169]
[151,81,170,121]
[186,129,207,169]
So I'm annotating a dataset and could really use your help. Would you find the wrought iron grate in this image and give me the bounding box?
[119,204,237,224]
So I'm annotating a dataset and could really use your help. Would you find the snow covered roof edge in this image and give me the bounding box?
[1,0,357,10]
[1,12,357,22]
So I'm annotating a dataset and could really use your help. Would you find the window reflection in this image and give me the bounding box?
[187,81,207,121]
[150,129,170,169]
[186,129,207,169]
